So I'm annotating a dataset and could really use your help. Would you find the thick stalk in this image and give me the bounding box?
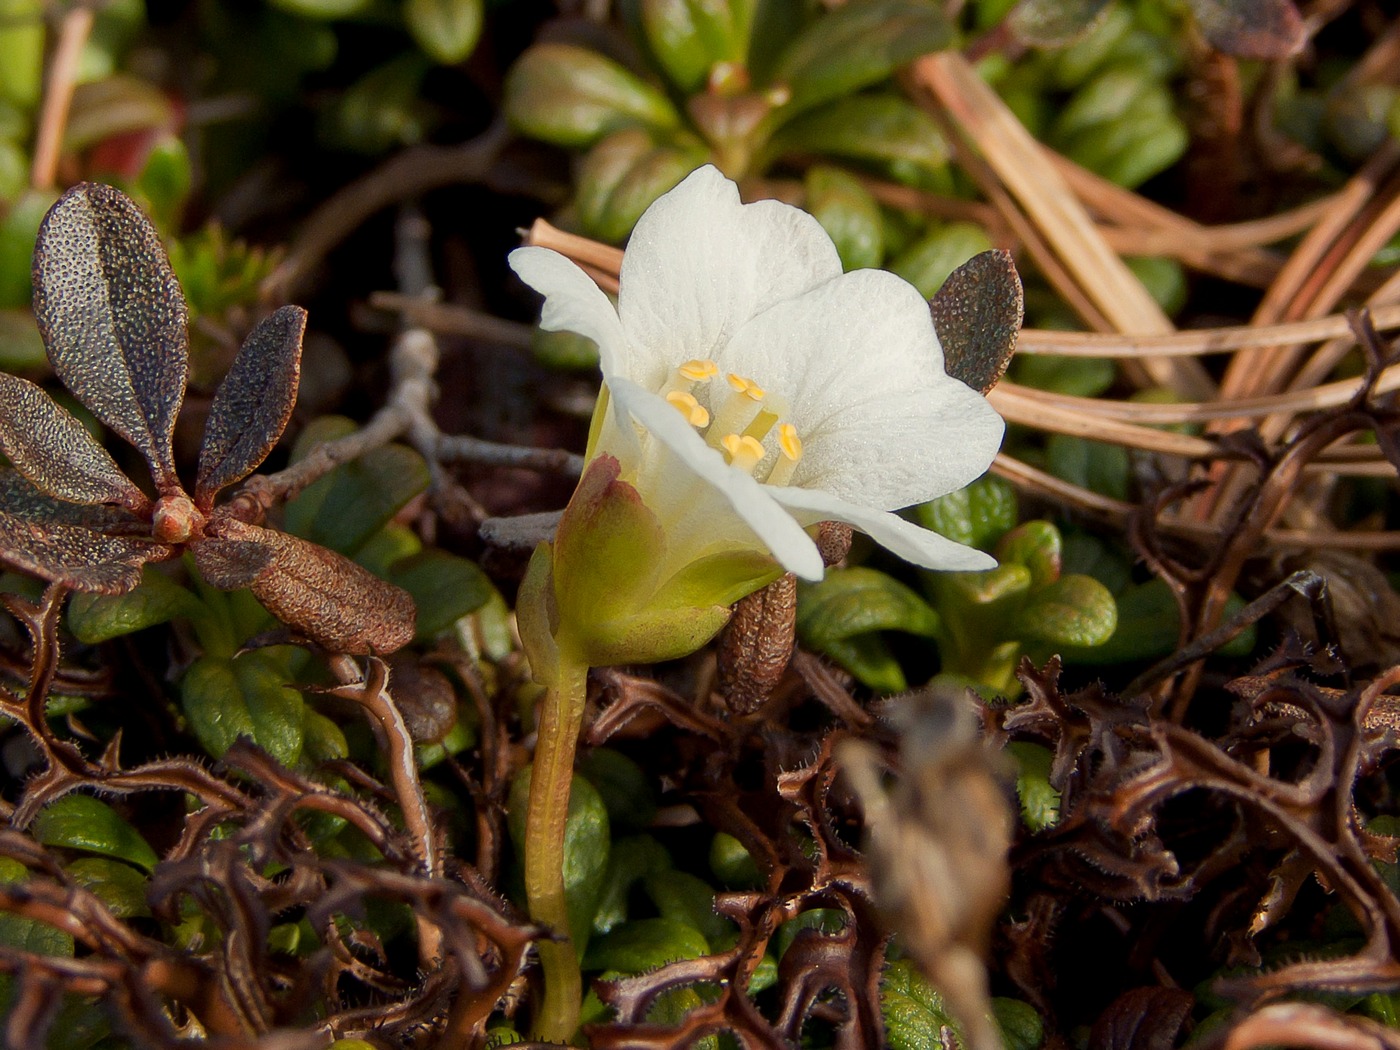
[524,654,590,1043]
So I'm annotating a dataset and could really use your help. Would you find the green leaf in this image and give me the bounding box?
[804,165,883,272]
[1125,255,1187,316]
[583,917,709,973]
[504,43,680,149]
[0,0,44,109]
[406,0,483,64]
[1013,574,1117,648]
[0,190,55,310]
[1050,64,1161,140]
[823,631,908,693]
[64,857,152,918]
[645,869,736,949]
[881,957,961,1050]
[181,649,305,766]
[593,835,673,935]
[994,521,1061,590]
[508,768,611,955]
[67,565,199,643]
[798,566,940,644]
[1007,741,1059,832]
[575,129,705,243]
[385,549,492,640]
[640,0,755,93]
[266,0,370,20]
[773,0,952,118]
[1062,110,1188,189]
[1013,354,1115,397]
[0,857,73,958]
[889,222,995,301]
[320,53,432,154]
[914,475,1017,550]
[33,795,159,873]
[580,749,657,831]
[709,831,761,888]
[1046,434,1130,502]
[992,997,1045,1050]
[1007,0,1113,46]
[768,93,951,190]
[283,417,430,555]
[0,310,47,372]
[135,135,192,231]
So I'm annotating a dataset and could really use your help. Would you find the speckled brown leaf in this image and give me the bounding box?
[0,471,166,593]
[31,183,188,490]
[930,249,1022,395]
[1187,0,1304,58]
[0,373,146,510]
[205,517,416,654]
[190,528,277,591]
[195,306,306,509]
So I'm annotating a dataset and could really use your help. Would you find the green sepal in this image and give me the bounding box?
[32,795,159,873]
[551,455,735,667]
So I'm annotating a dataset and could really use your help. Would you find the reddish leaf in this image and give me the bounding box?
[0,373,146,510]
[204,516,416,654]
[31,183,188,491]
[929,249,1022,395]
[195,306,306,509]
[0,471,166,593]
[1187,0,1304,58]
[1007,0,1113,46]
[190,531,277,591]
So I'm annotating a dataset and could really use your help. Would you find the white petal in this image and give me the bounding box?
[616,166,842,391]
[721,268,1005,509]
[609,377,825,580]
[509,246,628,375]
[769,485,997,572]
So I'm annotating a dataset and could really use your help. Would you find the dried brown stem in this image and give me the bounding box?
[29,4,93,190]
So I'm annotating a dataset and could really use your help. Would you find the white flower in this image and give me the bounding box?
[510,165,1005,583]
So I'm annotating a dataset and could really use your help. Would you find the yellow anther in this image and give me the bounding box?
[778,423,802,461]
[726,373,766,401]
[678,359,719,381]
[721,433,766,472]
[666,390,711,428]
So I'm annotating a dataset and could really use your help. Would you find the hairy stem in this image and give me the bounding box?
[524,655,590,1043]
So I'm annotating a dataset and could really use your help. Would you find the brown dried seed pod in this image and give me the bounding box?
[717,572,797,715]
[387,653,458,743]
[816,521,853,567]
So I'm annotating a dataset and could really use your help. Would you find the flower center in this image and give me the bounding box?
[660,359,803,486]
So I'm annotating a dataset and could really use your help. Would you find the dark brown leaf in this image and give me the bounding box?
[195,306,306,509]
[0,373,146,510]
[31,183,188,490]
[1186,0,1304,58]
[929,249,1022,395]
[205,516,416,654]
[190,531,277,591]
[0,471,166,593]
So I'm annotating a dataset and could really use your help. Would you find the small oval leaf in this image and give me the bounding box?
[181,650,305,765]
[195,305,306,507]
[0,471,164,593]
[31,183,188,488]
[66,565,199,643]
[930,249,1023,395]
[0,372,145,508]
[207,516,416,654]
[405,0,483,64]
[32,795,159,872]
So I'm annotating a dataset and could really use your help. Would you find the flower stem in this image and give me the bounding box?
[524,653,589,1043]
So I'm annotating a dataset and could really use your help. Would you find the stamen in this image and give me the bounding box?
[766,423,803,486]
[666,390,711,428]
[679,359,719,381]
[726,373,766,400]
[721,433,766,473]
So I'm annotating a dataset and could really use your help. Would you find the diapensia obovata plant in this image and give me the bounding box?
[510,165,1005,1039]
